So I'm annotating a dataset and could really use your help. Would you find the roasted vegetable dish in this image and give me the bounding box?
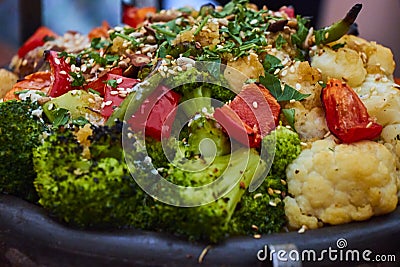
[0,0,399,243]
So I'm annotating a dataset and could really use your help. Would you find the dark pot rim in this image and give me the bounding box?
[0,194,399,267]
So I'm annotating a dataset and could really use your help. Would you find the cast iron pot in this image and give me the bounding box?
[0,194,399,267]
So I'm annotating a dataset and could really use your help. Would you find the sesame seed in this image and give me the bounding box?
[47,103,54,110]
[298,225,308,233]
[104,100,113,106]
[366,121,373,128]
[300,142,307,146]
[324,32,329,39]
[253,234,261,239]
[198,245,211,264]
[289,99,296,103]
[295,83,302,90]
[251,225,259,231]
[269,200,277,206]
[54,58,60,65]
[252,101,258,108]
[250,19,258,25]
[267,188,274,195]
[253,193,263,199]
[116,78,123,84]
[274,68,280,75]
[110,91,119,95]
[323,131,331,138]
[59,70,67,75]
[281,69,288,77]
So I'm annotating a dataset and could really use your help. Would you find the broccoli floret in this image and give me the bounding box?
[167,67,236,117]
[129,146,265,243]
[168,148,265,242]
[266,125,302,178]
[33,122,145,228]
[229,125,302,235]
[126,118,266,242]
[0,100,46,202]
[145,136,177,170]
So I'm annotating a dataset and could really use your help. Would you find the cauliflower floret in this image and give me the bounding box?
[311,46,367,87]
[331,35,395,77]
[280,61,323,110]
[355,74,400,126]
[283,101,328,141]
[224,53,264,92]
[284,139,398,230]
[381,124,400,167]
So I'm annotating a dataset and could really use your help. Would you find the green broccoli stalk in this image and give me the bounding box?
[185,115,231,157]
[33,122,145,228]
[229,125,302,235]
[0,100,47,202]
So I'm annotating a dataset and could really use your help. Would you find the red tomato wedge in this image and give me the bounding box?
[129,85,181,141]
[101,74,139,119]
[321,78,382,143]
[214,83,281,148]
[18,26,57,58]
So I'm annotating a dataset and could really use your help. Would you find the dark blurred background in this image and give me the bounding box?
[0,0,399,76]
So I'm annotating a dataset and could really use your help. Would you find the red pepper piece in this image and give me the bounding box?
[45,50,74,97]
[85,68,123,96]
[122,6,156,28]
[129,85,181,141]
[322,78,382,143]
[18,26,57,58]
[214,83,281,148]
[101,74,139,119]
[214,105,262,148]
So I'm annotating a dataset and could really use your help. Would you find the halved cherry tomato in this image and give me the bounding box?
[214,83,281,148]
[321,78,382,143]
[3,72,51,101]
[122,6,156,28]
[101,74,139,119]
[45,50,73,97]
[18,26,57,58]
[129,85,181,141]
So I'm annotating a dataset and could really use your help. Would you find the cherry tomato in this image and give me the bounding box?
[322,78,382,143]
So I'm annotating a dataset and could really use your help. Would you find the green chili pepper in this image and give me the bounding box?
[314,4,362,45]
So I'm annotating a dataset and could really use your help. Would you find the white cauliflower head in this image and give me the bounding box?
[355,74,400,127]
[284,139,398,230]
[310,35,396,88]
